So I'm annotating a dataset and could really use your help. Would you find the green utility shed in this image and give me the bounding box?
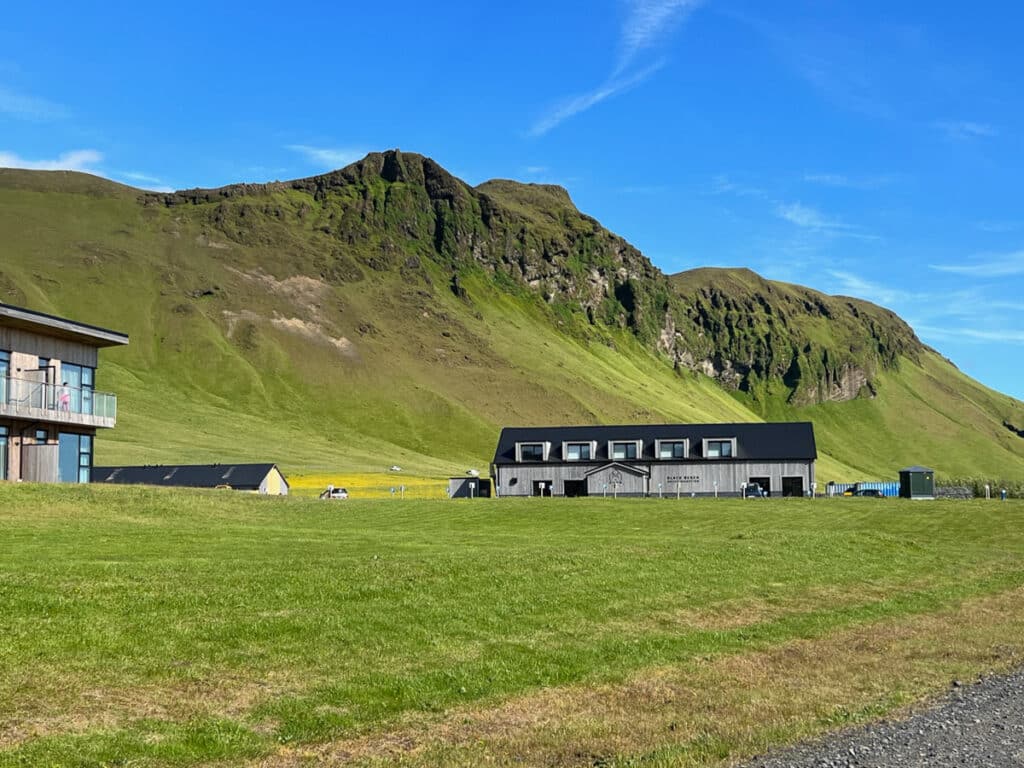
[899,466,935,499]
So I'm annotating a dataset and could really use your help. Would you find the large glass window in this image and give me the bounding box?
[0,425,7,481]
[659,441,687,459]
[59,433,92,483]
[706,439,734,458]
[0,351,9,405]
[519,443,544,461]
[565,443,592,461]
[611,441,639,460]
[60,362,95,415]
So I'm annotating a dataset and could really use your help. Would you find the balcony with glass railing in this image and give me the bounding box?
[0,376,117,428]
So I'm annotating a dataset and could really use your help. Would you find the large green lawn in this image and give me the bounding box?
[2,485,1024,766]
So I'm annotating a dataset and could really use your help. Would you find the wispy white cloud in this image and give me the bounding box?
[803,172,898,190]
[118,170,163,184]
[0,85,68,121]
[0,149,173,190]
[530,0,700,136]
[0,148,102,171]
[776,202,849,231]
[915,324,1024,345]
[616,0,702,74]
[935,120,997,141]
[776,202,881,242]
[530,62,665,137]
[826,270,909,309]
[524,165,548,175]
[709,174,769,199]
[930,250,1024,277]
[111,170,174,192]
[286,144,365,169]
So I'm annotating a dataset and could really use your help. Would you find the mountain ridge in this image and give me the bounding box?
[2,150,1023,481]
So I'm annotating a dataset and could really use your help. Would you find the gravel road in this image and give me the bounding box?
[738,668,1024,767]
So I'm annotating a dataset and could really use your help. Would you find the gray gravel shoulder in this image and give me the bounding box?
[737,668,1024,768]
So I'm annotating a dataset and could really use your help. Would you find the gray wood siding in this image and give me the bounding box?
[649,460,814,496]
[497,460,814,497]
[21,444,59,482]
[0,329,99,367]
[586,465,648,496]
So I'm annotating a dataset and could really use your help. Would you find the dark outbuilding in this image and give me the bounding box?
[92,463,289,495]
[899,466,935,499]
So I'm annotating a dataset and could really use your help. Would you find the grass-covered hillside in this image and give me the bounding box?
[2,485,1024,766]
[1,152,1023,481]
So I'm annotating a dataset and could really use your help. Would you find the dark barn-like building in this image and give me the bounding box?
[491,422,817,498]
[92,463,289,495]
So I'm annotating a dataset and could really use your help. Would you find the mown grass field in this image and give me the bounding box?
[3,485,1024,766]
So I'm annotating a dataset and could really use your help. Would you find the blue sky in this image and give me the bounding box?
[3,1,1023,399]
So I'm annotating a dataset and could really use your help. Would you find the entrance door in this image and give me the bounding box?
[782,476,804,497]
[532,480,553,497]
[748,477,771,497]
[564,479,588,498]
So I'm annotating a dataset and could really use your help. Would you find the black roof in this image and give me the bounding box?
[492,422,817,464]
[92,463,287,490]
[0,302,129,347]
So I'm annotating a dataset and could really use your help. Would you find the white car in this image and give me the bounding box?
[323,487,349,500]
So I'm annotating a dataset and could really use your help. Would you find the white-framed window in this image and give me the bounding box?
[703,438,736,458]
[563,441,595,461]
[516,442,548,462]
[656,439,688,459]
[608,440,641,460]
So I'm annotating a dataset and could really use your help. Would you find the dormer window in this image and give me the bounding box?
[704,438,736,458]
[517,442,547,462]
[657,439,688,459]
[609,440,641,460]
[564,442,594,461]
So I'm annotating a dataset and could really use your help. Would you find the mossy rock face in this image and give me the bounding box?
[143,153,923,406]
[670,268,924,405]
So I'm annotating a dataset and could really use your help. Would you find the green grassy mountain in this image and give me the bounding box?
[2,150,1023,482]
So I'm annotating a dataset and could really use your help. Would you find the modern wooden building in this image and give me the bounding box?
[92,463,290,495]
[1,303,128,483]
[491,422,817,498]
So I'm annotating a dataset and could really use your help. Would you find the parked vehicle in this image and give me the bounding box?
[319,486,349,500]
[853,488,885,498]
[744,483,766,498]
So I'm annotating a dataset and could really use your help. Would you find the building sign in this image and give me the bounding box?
[666,475,700,483]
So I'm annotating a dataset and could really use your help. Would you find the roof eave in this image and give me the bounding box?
[0,303,129,347]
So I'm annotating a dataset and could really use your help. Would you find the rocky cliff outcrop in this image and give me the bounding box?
[147,150,925,407]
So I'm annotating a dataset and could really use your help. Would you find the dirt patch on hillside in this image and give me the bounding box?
[227,267,331,317]
[270,316,357,358]
[221,309,357,359]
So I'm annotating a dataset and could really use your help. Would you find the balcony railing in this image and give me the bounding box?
[0,376,117,426]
